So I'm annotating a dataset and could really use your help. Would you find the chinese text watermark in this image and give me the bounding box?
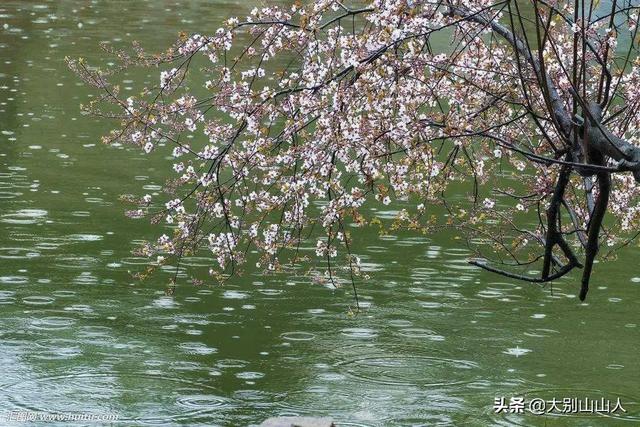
[494,396,627,415]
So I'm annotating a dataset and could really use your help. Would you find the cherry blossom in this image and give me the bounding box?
[70,1,640,302]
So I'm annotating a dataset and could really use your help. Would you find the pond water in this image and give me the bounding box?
[1,1,639,426]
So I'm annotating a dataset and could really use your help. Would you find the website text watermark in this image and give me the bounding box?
[1,411,119,423]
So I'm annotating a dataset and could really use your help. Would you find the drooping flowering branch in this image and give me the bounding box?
[70,0,640,301]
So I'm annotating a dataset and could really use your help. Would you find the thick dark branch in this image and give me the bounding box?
[580,171,610,301]
[469,259,577,283]
[452,3,640,184]
[583,102,640,182]
[469,158,583,292]
[448,3,573,135]
[542,162,572,278]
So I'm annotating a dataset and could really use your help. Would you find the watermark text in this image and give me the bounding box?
[494,396,627,415]
[1,411,119,423]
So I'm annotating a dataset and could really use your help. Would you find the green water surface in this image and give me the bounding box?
[0,1,639,426]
